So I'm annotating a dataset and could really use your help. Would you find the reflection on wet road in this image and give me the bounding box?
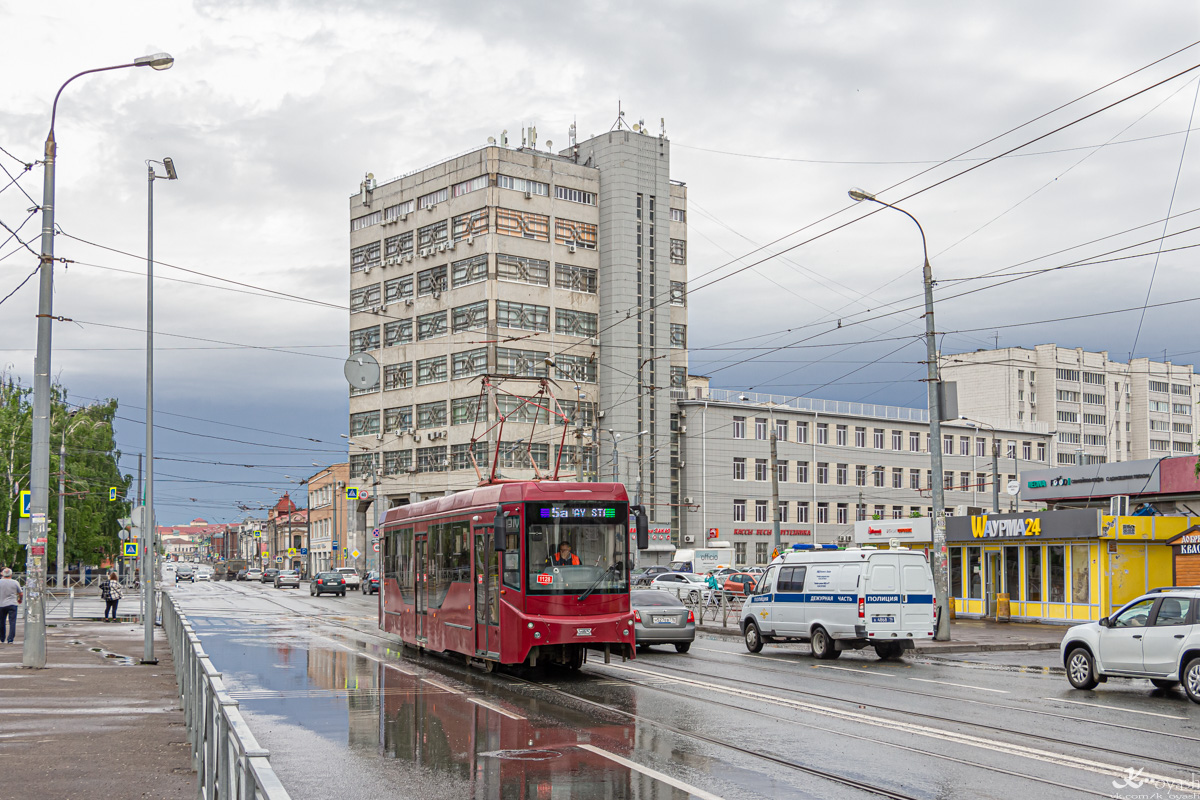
[172,582,1200,800]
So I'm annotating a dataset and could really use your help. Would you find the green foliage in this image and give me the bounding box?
[0,377,132,569]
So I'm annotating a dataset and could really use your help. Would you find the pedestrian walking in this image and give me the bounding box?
[703,571,722,611]
[0,568,23,643]
[99,571,122,621]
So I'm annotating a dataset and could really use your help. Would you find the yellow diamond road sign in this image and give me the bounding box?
[287,548,296,555]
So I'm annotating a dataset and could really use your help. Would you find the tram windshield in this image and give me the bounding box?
[525,501,629,596]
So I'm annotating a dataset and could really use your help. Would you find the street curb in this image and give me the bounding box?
[696,625,1062,655]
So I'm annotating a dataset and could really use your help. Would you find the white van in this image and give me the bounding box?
[740,546,936,660]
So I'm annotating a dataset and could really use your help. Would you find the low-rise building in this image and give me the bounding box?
[307,464,349,574]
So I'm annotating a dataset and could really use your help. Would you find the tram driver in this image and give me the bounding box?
[547,540,581,566]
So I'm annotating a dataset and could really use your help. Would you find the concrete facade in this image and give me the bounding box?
[347,128,686,552]
[676,388,1052,565]
[942,345,1198,465]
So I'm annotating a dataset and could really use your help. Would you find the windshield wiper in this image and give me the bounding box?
[576,564,617,602]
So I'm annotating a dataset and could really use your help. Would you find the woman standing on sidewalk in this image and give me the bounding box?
[0,568,22,643]
[100,572,122,621]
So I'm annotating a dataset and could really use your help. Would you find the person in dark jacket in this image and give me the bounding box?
[99,571,122,621]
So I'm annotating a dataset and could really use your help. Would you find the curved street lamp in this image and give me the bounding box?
[26,53,174,669]
[847,187,949,641]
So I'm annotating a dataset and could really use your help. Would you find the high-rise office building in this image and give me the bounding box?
[346,124,687,554]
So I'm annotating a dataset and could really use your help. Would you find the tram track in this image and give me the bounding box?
[670,646,1200,749]
[564,662,1198,799]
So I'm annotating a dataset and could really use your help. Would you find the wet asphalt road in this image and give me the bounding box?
[168,580,1200,800]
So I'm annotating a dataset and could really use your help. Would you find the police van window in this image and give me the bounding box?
[778,566,806,593]
[755,567,776,594]
[868,563,898,592]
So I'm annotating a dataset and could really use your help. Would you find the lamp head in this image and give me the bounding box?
[134,53,175,70]
[848,188,875,202]
[163,157,178,180]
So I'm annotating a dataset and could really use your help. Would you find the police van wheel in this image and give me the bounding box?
[744,621,764,653]
[874,643,902,660]
[810,627,839,660]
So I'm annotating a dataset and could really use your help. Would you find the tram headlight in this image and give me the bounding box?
[527,622,534,629]
[533,632,541,639]
[622,630,629,636]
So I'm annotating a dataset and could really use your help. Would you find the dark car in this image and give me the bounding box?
[236,569,248,581]
[631,590,695,653]
[175,567,195,583]
[631,565,671,587]
[362,571,380,595]
[311,572,346,597]
[722,572,758,598]
[261,568,280,584]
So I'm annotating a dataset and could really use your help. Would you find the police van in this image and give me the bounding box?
[741,544,936,660]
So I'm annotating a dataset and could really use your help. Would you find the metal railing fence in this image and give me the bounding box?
[653,585,745,627]
[161,592,291,800]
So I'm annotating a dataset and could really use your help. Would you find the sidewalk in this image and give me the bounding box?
[697,617,1067,654]
[0,619,195,798]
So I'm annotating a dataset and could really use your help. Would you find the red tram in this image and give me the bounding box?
[378,480,649,669]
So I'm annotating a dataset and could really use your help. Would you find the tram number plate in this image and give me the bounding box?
[576,628,593,636]
[871,615,895,623]
[652,616,675,625]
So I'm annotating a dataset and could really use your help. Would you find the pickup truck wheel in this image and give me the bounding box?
[810,626,840,660]
[1066,647,1099,690]
[744,621,764,653]
[1184,657,1200,704]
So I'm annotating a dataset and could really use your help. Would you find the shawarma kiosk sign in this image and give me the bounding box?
[946,509,1101,542]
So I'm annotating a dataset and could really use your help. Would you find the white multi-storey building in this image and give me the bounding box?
[346,126,687,552]
[942,345,1198,465]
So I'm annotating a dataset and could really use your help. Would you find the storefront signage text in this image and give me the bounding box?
[970,516,1042,539]
[733,528,811,537]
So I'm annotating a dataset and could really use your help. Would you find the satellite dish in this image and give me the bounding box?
[488,136,496,144]
[344,353,380,389]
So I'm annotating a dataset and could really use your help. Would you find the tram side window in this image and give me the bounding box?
[428,521,470,609]
[392,528,414,602]
[503,533,521,591]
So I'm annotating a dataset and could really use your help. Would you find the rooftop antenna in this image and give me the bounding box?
[611,99,633,132]
[569,120,577,147]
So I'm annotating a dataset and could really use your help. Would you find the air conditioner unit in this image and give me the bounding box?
[588,337,599,346]
[401,213,408,221]
[413,433,421,442]
[379,303,387,312]
[446,242,455,251]
[419,249,429,258]
[427,204,436,212]
[568,244,576,253]
[404,298,413,306]
[438,243,447,252]
[432,290,441,300]
[405,254,414,262]
[682,535,695,543]
[466,234,474,246]
[683,496,693,504]
[364,266,371,274]
[524,190,532,199]
[375,433,383,441]
[678,460,685,468]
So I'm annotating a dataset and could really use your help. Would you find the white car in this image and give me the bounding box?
[1060,587,1200,704]
[196,567,213,582]
[335,568,361,589]
[244,568,264,582]
[649,572,710,603]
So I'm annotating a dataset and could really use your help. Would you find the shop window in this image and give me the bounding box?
[1048,545,1066,603]
[1070,544,1090,604]
[1026,547,1042,602]
[967,547,981,599]
[950,549,963,598]
[1003,546,1021,602]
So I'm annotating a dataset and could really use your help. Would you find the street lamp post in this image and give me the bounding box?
[57,412,108,588]
[848,188,949,641]
[142,156,178,666]
[606,430,648,484]
[25,53,174,669]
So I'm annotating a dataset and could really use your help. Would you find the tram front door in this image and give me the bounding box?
[415,533,427,640]
[473,530,499,656]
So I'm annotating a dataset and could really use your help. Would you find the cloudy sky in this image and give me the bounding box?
[2,1,1199,522]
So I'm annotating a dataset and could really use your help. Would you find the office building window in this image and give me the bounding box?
[496,208,550,241]
[555,353,597,384]
[383,319,413,347]
[556,308,598,337]
[554,218,598,249]
[755,500,769,523]
[778,461,789,482]
[755,542,769,565]
[816,463,828,484]
[892,468,903,489]
[817,503,829,524]
[873,466,885,488]
[779,501,789,524]
[416,355,448,385]
[384,274,414,304]
[451,347,488,380]
[892,430,902,450]
[733,416,746,439]
[733,500,746,522]
[796,421,809,443]
[496,253,550,286]
[776,420,788,441]
[796,461,809,482]
[796,502,809,523]
[350,325,380,353]
[349,411,380,436]
[555,185,596,205]
[670,280,687,306]
[451,396,486,425]
[836,504,848,525]
[670,324,687,349]
[384,362,412,391]
[555,263,598,293]
[497,175,548,196]
[416,400,447,429]
[855,465,866,486]
[837,464,848,485]
[416,311,448,341]
[733,458,746,480]
[755,458,768,481]
[451,254,488,287]
[873,429,885,449]
[910,469,921,490]
[669,238,686,264]
[496,301,549,332]
[855,427,866,447]
[417,264,448,296]
[817,423,828,444]
[836,425,848,446]
[909,431,920,452]
[495,347,549,377]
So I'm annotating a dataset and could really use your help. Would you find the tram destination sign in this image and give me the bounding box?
[531,502,622,521]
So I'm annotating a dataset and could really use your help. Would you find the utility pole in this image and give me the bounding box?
[769,424,781,556]
[991,438,1000,514]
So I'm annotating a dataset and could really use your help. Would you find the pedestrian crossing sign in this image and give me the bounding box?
[20,490,30,518]
[771,548,780,560]
[123,542,139,557]
[346,487,359,500]
[109,487,117,501]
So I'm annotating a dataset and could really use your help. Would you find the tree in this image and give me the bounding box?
[0,376,132,571]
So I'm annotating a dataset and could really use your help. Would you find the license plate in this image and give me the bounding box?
[871,615,895,623]
[576,628,592,636]
[652,616,675,625]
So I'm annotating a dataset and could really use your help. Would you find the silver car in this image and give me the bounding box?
[1060,586,1200,703]
[273,569,300,589]
[631,590,695,653]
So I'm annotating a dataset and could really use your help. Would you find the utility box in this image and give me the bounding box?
[937,381,958,421]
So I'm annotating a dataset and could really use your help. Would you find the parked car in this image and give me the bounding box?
[630,565,672,587]
[746,566,767,576]
[722,572,758,598]
[261,568,280,584]
[244,568,263,582]
[311,572,347,597]
[273,570,300,589]
[649,572,710,603]
[362,570,380,595]
[335,568,362,589]
[1060,587,1200,704]
[631,589,695,653]
[175,567,195,583]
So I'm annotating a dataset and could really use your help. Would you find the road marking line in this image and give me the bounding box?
[468,697,526,721]
[1041,697,1187,720]
[578,744,726,800]
[421,678,461,695]
[604,663,1200,793]
[814,664,896,677]
[910,678,1008,693]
